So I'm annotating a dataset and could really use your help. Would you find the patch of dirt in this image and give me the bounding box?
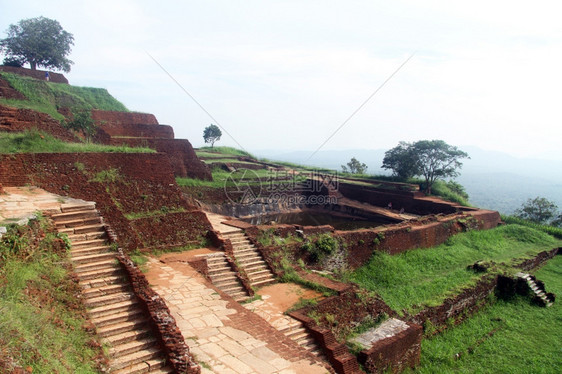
[256,283,323,314]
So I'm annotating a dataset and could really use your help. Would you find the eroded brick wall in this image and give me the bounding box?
[98,122,174,139]
[0,66,68,84]
[91,109,158,125]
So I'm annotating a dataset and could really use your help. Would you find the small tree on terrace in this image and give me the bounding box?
[341,157,368,174]
[0,16,74,72]
[203,124,222,148]
[382,140,469,195]
[515,197,558,224]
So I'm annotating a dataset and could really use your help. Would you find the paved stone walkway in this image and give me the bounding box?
[146,259,329,374]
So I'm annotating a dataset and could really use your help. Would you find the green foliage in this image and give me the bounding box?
[65,109,95,141]
[198,146,255,158]
[341,157,368,174]
[90,168,121,183]
[0,16,74,72]
[0,72,127,120]
[430,180,470,206]
[301,234,339,263]
[348,224,561,313]
[0,129,155,154]
[417,256,561,373]
[514,196,559,224]
[382,140,469,194]
[203,124,222,148]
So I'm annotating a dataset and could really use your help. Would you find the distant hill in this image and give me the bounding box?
[256,147,562,215]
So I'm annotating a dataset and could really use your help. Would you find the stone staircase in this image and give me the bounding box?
[204,253,250,302]
[222,231,276,289]
[277,317,324,357]
[515,272,554,307]
[52,203,173,374]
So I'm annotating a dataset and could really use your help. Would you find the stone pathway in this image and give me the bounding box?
[145,258,329,374]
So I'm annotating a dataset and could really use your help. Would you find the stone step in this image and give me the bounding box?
[72,251,116,264]
[92,309,144,328]
[84,291,136,308]
[55,216,103,229]
[244,262,268,271]
[251,278,276,288]
[71,245,112,257]
[238,258,265,267]
[113,358,168,374]
[97,317,149,338]
[68,231,107,242]
[286,327,307,338]
[52,209,99,222]
[209,271,237,282]
[247,268,272,278]
[74,258,118,273]
[89,299,140,318]
[60,203,96,213]
[230,291,249,300]
[232,246,257,254]
[279,321,304,335]
[220,284,246,294]
[233,251,261,260]
[207,265,232,275]
[110,345,162,370]
[60,223,105,235]
[213,278,241,288]
[206,256,228,264]
[70,238,107,249]
[78,266,123,281]
[83,283,130,299]
[103,326,153,346]
[110,337,158,358]
[81,274,127,289]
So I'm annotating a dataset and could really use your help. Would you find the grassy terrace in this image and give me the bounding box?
[415,255,561,373]
[347,225,562,314]
[0,130,156,153]
[0,72,127,120]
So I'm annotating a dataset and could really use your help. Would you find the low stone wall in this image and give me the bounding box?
[117,251,201,373]
[0,104,77,141]
[516,247,560,271]
[357,323,422,374]
[0,66,68,84]
[91,109,158,125]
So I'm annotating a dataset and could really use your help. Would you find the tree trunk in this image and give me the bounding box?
[30,61,37,70]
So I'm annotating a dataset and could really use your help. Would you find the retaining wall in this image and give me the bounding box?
[0,66,69,84]
[91,109,158,125]
[97,122,174,139]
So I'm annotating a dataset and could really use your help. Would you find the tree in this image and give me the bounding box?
[0,16,74,72]
[66,110,95,142]
[341,157,368,174]
[382,140,469,195]
[203,124,222,148]
[515,197,558,224]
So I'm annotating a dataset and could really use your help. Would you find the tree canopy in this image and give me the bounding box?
[0,16,74,72]
[382,140,469,194]
[341,157,368,174]
[203,124,222,148]
[515,197,558,224]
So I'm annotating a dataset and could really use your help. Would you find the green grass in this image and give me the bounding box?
[0,220,102,373]
[0,72,127,120]
[197,146,255,158]
[414,255,562,373]
[176,167,274,188]
[124,207,187,220]
[502,215,562,239]
[0,130,156,153]
[347,224,561,313]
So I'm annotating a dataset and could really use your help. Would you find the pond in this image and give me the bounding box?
[240,210,394,230]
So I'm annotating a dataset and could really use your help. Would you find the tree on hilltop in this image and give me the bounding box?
[203,124,222,148]
[0,16,74,72]
[515,197,558,224]
[382,140,469,195]
[341,157,368,174]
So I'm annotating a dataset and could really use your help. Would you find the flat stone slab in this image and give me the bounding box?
[350,318,409,348]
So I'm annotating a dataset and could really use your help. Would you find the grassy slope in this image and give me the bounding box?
[0,72,128,120]
[348,225,562,313]
[0,220,102,373]
[415,255,562,373]
[0,130,156,153]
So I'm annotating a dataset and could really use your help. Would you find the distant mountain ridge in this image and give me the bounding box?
[255,147,562,215]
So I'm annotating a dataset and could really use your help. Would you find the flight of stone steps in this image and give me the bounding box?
[276,316,324,357]
[204,253,250,302]
[515,272,554,307]
[222,230,276,289]
[52,203,173,374]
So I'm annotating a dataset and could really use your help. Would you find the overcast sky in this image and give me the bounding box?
[2,0,561,162]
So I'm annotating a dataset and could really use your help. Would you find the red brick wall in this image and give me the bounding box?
[358,323,422,374]
[91,109,158,125]
[0,104,77,142]
[0,153,211,250]
[98,122,174,139]
[0,66,68,84]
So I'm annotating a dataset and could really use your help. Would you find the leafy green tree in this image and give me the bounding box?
[0,16,74,72]
[341,157,368,174]
[515,197,558,224]
[66,110,95,142]
[203,124,222,148]
[382,140,469,194]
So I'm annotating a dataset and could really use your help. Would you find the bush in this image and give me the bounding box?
[302,234,339,263]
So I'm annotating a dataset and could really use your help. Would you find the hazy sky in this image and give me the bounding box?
[2,1,561,161]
